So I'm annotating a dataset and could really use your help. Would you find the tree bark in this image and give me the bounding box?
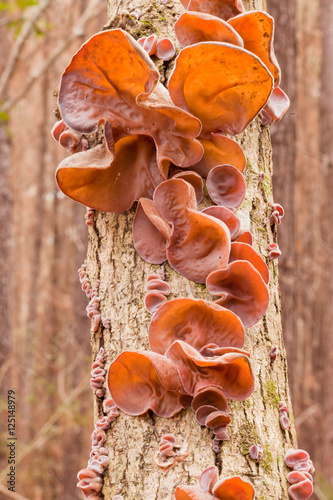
[84,0,299,498]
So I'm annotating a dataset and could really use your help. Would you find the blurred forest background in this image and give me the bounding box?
[0,0,332,498]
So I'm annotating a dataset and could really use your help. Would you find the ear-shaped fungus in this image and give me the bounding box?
[174,468,255,500]
[179,0,245,22]
[228,11,280,87]
[261,87,290,123]
[206,165,246,209]
[166,340,254,400]
[192,385,230,437]
[200,466,219,493]
[202,207,240,240]
[133,179,232,283]
[108,350,191,417]
[155,38,176,60]
[206,260,269,328]
[172,170,204,203]
[191,134,246,178]
[175,12,244,48]
[57,134,167,213]
[145,270,170,314]
[168,42,274,136]
[284,449,310,470]
[56,29,204,211]
[287,472,313,500]
[149,298,244,354]
[212,476,255,499]
[133,197,171,264]
[229,242,269,284]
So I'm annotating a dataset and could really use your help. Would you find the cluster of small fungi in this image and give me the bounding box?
[285,449,315,499]
[52,0,312,497]
[77,397,118,498]
[78,347,119,498]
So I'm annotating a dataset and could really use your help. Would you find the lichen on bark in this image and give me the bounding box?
[80,0,299,498]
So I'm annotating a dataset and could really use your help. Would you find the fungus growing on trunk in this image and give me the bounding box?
[267,242,282,260]
[108,350,192,417]
[148,298,244,355]
[174,466,255,499]
[144,269,170,314]
[154,433,189,472]
[175,12,244,47]
[155,38,176,60]
[206,260,269,328]
[249,443,263,460]
[190,133,246,178]
[228,11,280,87]
[206,165,246,209]
[165,340,254,400]
[55,29,204,211]
[201,206,240,240]
[168,42,274,136]
[133,179,232,283]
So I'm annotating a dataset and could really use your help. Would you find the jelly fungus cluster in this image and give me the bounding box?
[144,267,171,314]
[285,449,315,500]
[175,465,255,500]
[52,0,312,497]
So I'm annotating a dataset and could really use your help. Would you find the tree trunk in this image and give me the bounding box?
[79,1,300,499]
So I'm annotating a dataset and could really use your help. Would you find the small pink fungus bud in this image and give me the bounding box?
[137,36,146,47]
[279,401,291,430]
[249,444,263,460]
[267,242,282,260]
[91,429,107,448]
[212,438,219,453]
[259,172,265,181]
[144,271,170,314]
[269,345,278,360]
[159,433,176,458]
[155,38,175,61]
[85,208,95,227]
[102,317,111,329]
[269,202,284,225]
[131,8,142,19]
[78,260,92,298]
[143,34,158,55]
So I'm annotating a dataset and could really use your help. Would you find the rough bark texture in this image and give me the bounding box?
[270,0,333,493]
[81,1,299,498]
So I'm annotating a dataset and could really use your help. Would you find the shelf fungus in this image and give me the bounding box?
[190,133,246,179]
[148,298,245,355]
[174,465,255,499]
[168,42,274,137]
[206,250,269,328]
[55,29,203,212]
[175,12,244,48]
[201,206,241,240]
[165,340,254,400]
[108,350,192,417]
[133,178,231,283]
